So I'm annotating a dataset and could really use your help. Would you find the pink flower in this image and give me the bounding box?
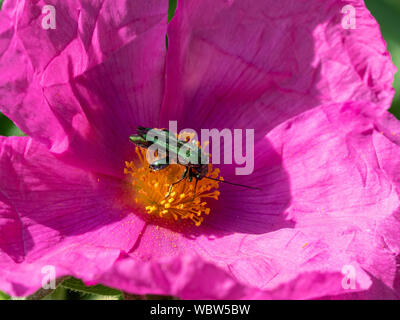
[0,0,398,299]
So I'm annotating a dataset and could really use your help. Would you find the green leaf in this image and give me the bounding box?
[42,285,67,300]
[166,0,178,50]
[365,0,400,118]
[168,0,177,22]
[0,290,10,300]
[61,277,122,298]
[0,113,25,137]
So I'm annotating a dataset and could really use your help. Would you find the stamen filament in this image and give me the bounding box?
[124,147,220,226]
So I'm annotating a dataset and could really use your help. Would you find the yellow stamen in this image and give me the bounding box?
[124,147,221,227]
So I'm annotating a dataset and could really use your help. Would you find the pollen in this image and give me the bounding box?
[124,147,221,227]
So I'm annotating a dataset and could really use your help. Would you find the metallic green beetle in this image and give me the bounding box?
[129,126,260,198]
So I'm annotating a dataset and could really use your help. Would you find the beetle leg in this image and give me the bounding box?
[149,156,169,171]
[192,178,199,200]
[165,167,188,198]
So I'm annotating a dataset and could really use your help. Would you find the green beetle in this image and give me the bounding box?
[130,126,259,198]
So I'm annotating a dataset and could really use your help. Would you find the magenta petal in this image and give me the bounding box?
[204,137,292,234]
[0,0,168,177]
[161,0,395,138]
[266,101,400,293]
[96,229,371,299]
[0,137,145,296]
[97,253,250,299]
[0,0,398,300]
[94,102,400,299]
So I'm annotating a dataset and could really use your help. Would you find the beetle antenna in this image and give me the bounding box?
[203,176,261,190]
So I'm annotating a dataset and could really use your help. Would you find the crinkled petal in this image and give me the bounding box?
[96,229,371,299]
[202,137,293,234]
[161,0,395,140]
[0,0,398,300]
[266,101,400,294]
[0,0,168,177]
[0,136,145,296]
[94,102,400,299]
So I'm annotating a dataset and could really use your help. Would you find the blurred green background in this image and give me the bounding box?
[0,0,399,300]
[366,0,400,117]
[0,0,399,137]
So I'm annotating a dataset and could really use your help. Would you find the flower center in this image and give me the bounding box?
[124,147,221,226]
